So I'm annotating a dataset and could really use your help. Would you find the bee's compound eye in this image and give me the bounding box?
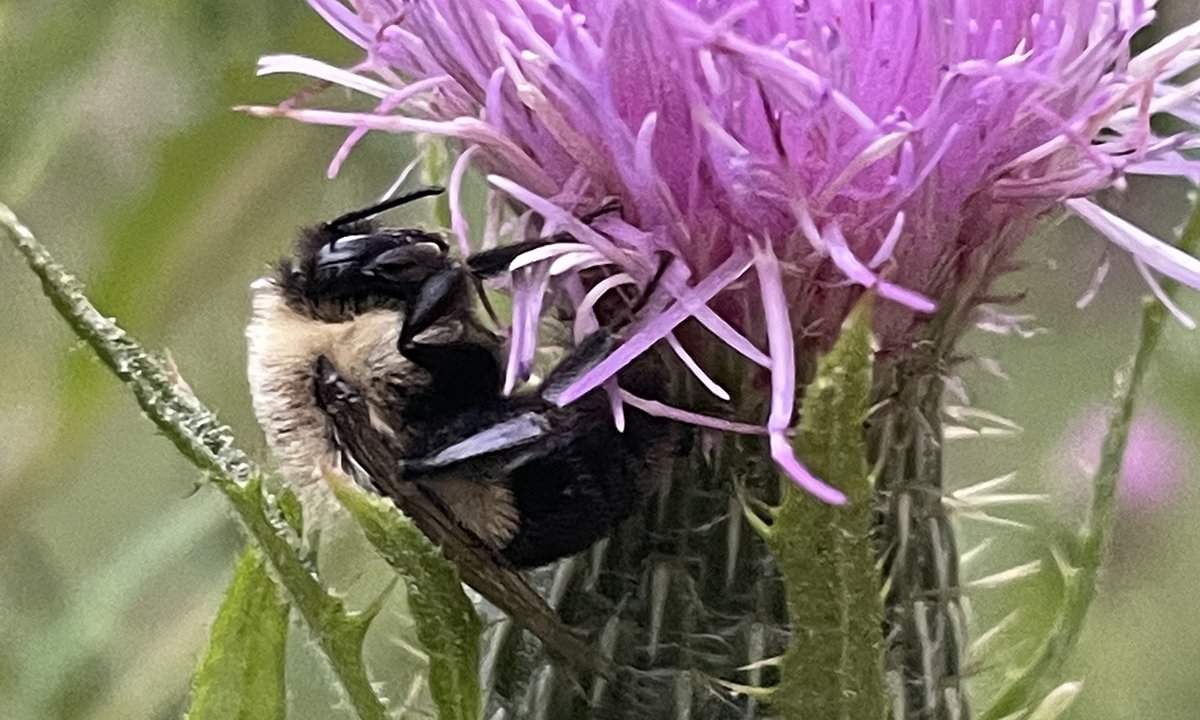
[375,230,448,253]
[309,230,453,298]
[315,234,371,267]
[370,241,437,264]
[315,234,422,277]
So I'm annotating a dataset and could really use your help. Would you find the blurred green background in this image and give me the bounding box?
[2,2,1199,718]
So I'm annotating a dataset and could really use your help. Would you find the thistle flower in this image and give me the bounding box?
[245,0,1200,503]
[1056,402,1194,510]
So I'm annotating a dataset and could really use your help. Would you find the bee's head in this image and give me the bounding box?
[275,187,458,322]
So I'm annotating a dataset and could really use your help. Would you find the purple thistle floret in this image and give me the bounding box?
[247,0,1200,503]
[1056,403,1194,511]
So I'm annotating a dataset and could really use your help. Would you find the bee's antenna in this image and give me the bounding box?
[327,186,446,229]
[626,250,674,319]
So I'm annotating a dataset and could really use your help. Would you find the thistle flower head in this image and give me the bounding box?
[1057,403,1194,511]
[249,0,1200,501]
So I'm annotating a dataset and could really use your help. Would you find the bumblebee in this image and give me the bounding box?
[246,187,671,567]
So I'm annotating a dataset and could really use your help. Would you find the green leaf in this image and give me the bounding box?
[187,545,289,720]
[328,471,483,720]
[278,488,305,536]
[765,294,887,719]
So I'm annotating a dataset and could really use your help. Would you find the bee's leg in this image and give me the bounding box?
[397,268,468,346]
[540,251,673,404]
[399,233,577,375]
[400,340,504,410]
[540,330,617,404]
[464,234,570,278]
[462,198,617,279]
[463,235,569,329]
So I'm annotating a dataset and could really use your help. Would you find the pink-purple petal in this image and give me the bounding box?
[771,434,847,505]
[619,391,768,436]
[304,0,370,49]
[1132,256,1198,329]
[666,332,731,401]
[1066,197,1200,291]
[256,54,392,97]
[449,145,481,256]
[553,248,753,406]
[751,240,796,435]
[506,262,553,394]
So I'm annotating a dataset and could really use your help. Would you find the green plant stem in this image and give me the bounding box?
[419,135,453,228]
[1,202,389,720]
[981,196,1200,720]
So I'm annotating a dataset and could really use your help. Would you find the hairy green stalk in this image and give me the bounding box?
[980,196,1200,720]
[2,203,389,720]
[766,297,887,719]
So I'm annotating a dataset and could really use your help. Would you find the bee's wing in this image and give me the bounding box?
[312,358,605,674]
[401,411,552,474]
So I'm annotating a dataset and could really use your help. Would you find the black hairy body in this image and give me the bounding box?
[247,188,672,568]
